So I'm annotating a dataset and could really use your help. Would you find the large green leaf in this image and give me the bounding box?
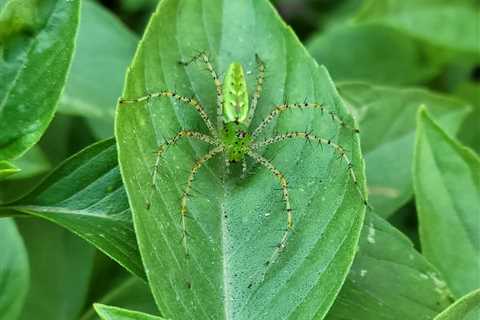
[354,0,480,55]
[0,0,80,160]
[326,212,452,319]
[339,82,471,217]
[58,0,138,139]
[434,289,480,320]
[307,24,442,85]
[117,0,366,319]
[1,139,144,279]
[456,82,480,154]
[94,304,166,320]
[413,108,480,297]
[16,219,95,320]
[0,218,29,320]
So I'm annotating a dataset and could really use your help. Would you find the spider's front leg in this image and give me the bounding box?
[179,51,224,130]
[120,91,218,138]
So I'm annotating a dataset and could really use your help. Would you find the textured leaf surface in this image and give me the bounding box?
[339,82,470,217]
[435,289,480,320]
[2,139,144,279]
[307,24,442,85]
[94,304,166,320]
[17,219,95,320]
[0,0,80,160]
[117,0,366,319]
[58,0,138,139]
[0,218,29,320]
[414,109,480,297]
[326,212,452,320]
[355,0,480,54]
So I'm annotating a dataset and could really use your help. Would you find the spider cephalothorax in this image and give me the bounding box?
[119,51,366,284]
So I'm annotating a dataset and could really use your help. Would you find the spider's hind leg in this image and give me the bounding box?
[246,54,266,126]
[180,146,224,256]
[146,130,218,211]
[247,151,293,267]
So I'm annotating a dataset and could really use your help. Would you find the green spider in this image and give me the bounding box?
[119,52,365,269]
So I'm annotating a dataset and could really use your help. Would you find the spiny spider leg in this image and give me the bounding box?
[120,91,217,138]
[245,54,266,126]
[181,146,224,256]
[147,130,218,210]
[251,132,368,206]
[241,158,248,179]
[251,102,360,138]
[179,51,224,129]
[247,151,293,267]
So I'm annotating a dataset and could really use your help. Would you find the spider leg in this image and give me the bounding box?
[251,102,360,138]
[120,91,218,138]
[179,51,224,130]
[147,130,219,210]
[251,132,368,207]
[241,158,248,179]
[181,146,224,256]
[245,54,266,126]
[247,151,293,267]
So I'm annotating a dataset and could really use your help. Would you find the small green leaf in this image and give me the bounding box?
[355,0,480,54]
[414,108,480,296]
[327,212,453,320]
[307,24,442,85]
[0,161,20,180]
[58,0,138,139]
[0,0,80,161]
[0,218,29,320]
[117,0,366,319]
[2,139,144,279]
[94,304,167,320]
[80,276,158,320]
[434,289,480,320]
[339,82,471,217]
[16,219,95,320]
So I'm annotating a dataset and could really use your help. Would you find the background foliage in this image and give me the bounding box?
[0,0,478,319]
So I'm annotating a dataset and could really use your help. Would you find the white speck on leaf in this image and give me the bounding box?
[367,223,376,244]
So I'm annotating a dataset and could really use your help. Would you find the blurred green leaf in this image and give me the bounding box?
[327,212,452,320]
[0,160,20,180]
[81,276,158,320]
[0,218,29,320]
[16,219,95,320]
[0,0,80,160]
[58,0,138,139]
[339,82,471,217]
[307,24,443,85]
[94,304,166,320]
[414,108,480,297]
[117,0,366,319]
[434,289,480,320]
[1,139,144,279]
[355,0,480,55]
[455,82,480,154]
